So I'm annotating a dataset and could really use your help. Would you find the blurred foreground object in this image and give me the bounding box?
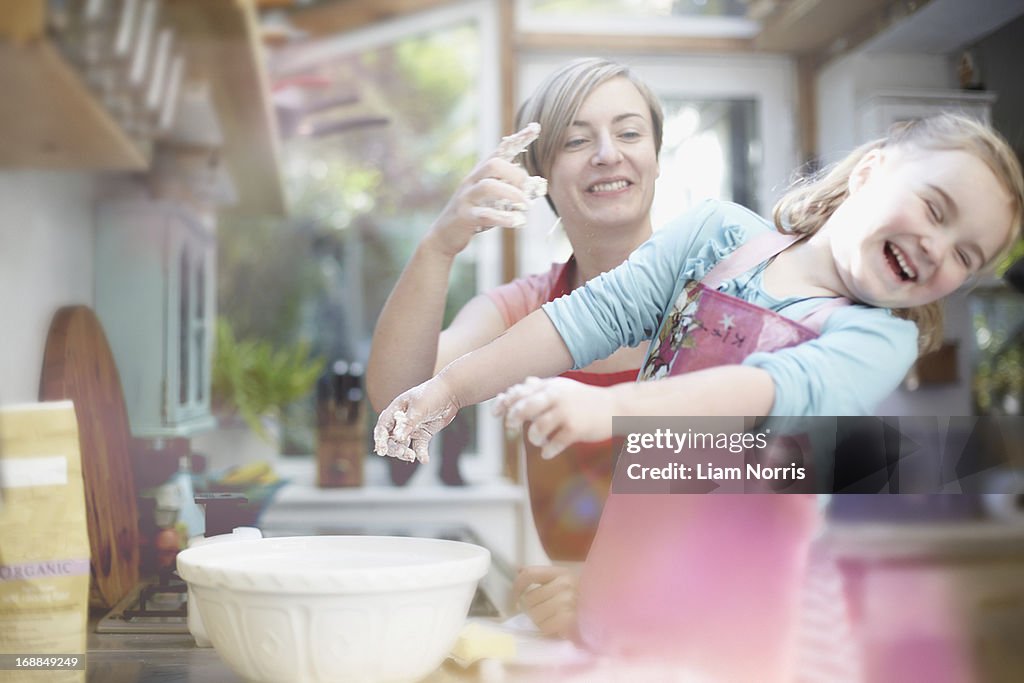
[827,521,1024,682]
[0,402,91,665]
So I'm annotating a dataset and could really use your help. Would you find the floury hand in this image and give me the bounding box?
[373,376,460,463]
[426,123,549,256]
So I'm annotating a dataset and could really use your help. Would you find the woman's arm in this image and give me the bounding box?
[366,126,541,411]
[366,239,509,411]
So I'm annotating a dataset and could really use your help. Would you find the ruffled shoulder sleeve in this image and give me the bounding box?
[676,204,753,284]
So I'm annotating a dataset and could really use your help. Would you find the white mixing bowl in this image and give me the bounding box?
[176,535,490,683]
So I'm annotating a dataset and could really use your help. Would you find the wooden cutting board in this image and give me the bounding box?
[39,305,140,608]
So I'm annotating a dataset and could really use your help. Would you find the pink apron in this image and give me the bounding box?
[576,231,850,682]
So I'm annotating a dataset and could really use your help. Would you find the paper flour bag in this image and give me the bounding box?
[0,401,89,682]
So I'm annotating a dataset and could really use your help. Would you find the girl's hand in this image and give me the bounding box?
[372,375,461,463]
[511,565,579,639]
[494,377,617,460]
[427,123,547,257]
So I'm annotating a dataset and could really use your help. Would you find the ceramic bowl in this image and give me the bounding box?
[177,535,490,683]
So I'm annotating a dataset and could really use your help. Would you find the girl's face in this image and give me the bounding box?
[547,77,659,236]
[825,147,1015,309]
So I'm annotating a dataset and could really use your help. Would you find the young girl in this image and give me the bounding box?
[373,113,1023,677]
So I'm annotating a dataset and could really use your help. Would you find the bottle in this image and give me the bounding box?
[171,455,206,539]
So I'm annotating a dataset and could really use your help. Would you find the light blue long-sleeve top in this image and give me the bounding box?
[540,199,919,417]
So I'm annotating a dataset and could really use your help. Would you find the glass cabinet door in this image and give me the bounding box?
[96,199,216,438]
[166,210,215,428]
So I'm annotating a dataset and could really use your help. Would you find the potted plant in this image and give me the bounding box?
[209,317,325,444]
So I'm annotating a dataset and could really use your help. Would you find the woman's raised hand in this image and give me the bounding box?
[427,123,547,257]
[373,375,461,463]
[494,376,618,460]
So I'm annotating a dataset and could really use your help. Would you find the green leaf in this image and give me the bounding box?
[211,317,326,442]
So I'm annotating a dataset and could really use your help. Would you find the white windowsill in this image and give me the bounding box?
[268,456,526,507]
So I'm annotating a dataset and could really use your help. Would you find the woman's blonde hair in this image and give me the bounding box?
[515,57,664,215]
[773,112,1024,355]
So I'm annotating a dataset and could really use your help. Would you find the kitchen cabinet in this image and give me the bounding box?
[859,88,996,139]
[95,199,217,439]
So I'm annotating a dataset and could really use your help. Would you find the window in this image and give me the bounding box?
[220,2,502,476]
[518,0,760,36]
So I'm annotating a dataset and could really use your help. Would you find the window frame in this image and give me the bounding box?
[515,0,761,38]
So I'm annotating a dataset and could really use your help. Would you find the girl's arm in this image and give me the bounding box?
[373,202,739,461]
[497,365,774,459]
[612,365,774,416]
[498,307,919,459]
[373,309,574,462]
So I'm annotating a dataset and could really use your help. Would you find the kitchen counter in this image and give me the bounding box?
[84,623,720,682]
[86,627,524,682]
[87,627,234,683]
[85,626,484,682]
[82,523,524,682]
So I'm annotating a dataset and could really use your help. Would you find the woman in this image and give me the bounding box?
[366,57,664,636]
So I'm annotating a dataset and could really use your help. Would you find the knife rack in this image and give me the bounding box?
[316,401,366,488]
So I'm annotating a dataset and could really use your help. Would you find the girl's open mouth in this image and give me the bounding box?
[885,242,918,282]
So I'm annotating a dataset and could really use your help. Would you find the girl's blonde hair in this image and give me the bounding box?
[773,113,1024,355]
[515,57,664,215]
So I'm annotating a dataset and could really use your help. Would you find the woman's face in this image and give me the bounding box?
[825,147,1015,309]
[547,77,659,237]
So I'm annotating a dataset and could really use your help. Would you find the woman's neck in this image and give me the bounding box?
[564,221,653,289]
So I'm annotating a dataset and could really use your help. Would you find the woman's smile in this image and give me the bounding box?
[587,176,633,196]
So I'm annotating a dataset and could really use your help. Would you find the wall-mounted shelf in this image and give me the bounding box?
[1,0,284,216]
[859,88,996,140]
[0,37,148,169]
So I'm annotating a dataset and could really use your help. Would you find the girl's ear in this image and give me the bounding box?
[848,148,885,194]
